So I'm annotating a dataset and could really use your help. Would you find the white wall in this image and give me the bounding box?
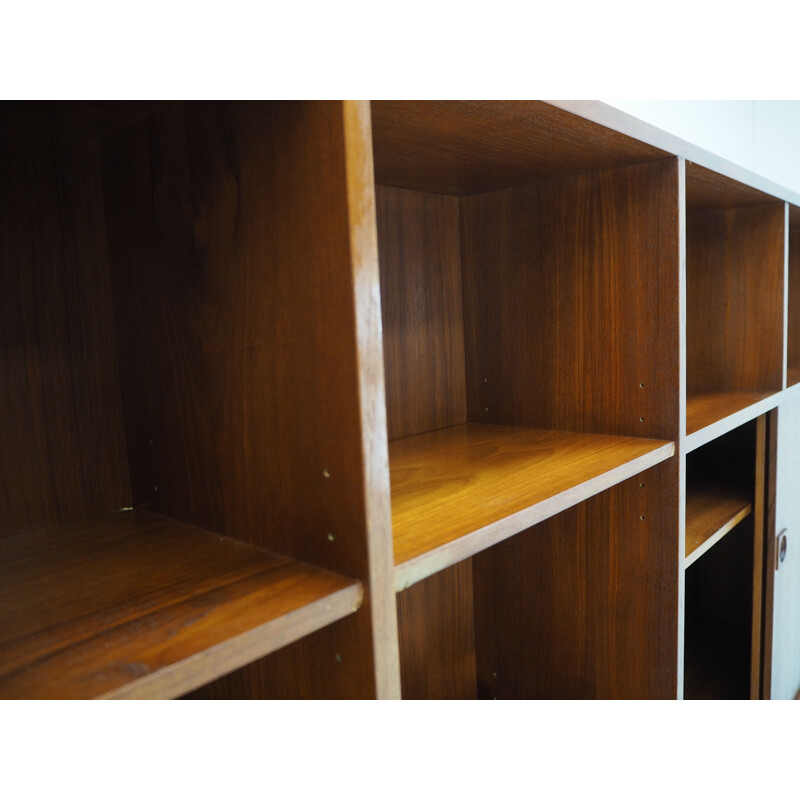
[605,100,800,196]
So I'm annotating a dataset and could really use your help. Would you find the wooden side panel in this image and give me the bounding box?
[396,560,477,699]
[0,123,130,535]
[473,461,679,699]
[102,101,397,698]
[461,158,680,441]
[769,397,800,699]
[687,204,785,394]
[788,225,800,381]
[376,185,466,440]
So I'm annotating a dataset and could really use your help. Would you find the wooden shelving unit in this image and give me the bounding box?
[0,510,362,699]
[4,99,800,700]
[685,485,752,567]
[391,424,673,589]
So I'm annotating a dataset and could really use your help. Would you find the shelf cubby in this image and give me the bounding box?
[685,163,785,438]
[683,418,764,698]
[0,510,362,699]
[1,101,396,699]
[371,101,682,698]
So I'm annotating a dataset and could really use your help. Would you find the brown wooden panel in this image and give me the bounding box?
[0,122,130,535]
[0,510,361,699]
[473,461,679,699]
[461,158,680,441]
[686,162,780,212]
[684,485,752,566]
[0,101,164,140]
[687,204,785,394]
[376,185,467,440]
[390,423,673,587]
[788,224,800,375]
[371,101,670,196]
[101,101,397,698]
[396,560,477,699]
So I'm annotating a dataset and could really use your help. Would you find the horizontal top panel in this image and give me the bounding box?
[390,423,674,589]
[0,510,362,699]
[371,101,672,195]
[686,162,781,212]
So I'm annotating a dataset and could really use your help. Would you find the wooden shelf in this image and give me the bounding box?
[686,390,777,447]
[685,485,752,567]
[390,423,674,589]
[0,510,362,699]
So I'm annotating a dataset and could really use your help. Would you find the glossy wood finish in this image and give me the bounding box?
[768,398,800,698]
[371,101,671,196]
[101,101,400,699]
[0,122,131,536]
[377,185,467,440]
[461,158,681,442]
[685,162,780,212]
[788,219,800,381]
[390,423,674,589]
[686,390,778,441]
[684,486,751,567]
[396,561,477,699]
[0,510,362,699]
[686,203,784,398]
[474,462,680,699]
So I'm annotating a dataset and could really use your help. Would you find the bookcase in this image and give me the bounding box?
[2,100,799,699]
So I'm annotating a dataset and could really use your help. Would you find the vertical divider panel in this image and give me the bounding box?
[102,101,399,699]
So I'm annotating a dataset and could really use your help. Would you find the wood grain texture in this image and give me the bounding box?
[396,561,477,699]
[685,390,778,444]
[686,203,785,394]
[371,101,671,196]
[390,423,674,590]
[377,185,467,440]
[548,103,800,209]
[684,485,752,566]
[101,101,395,698]
[685,162,781,212]
[0,120,131,536]
[788,223,800,378]
[461,158,681,442]
[0,510,362,699]
[473,461,680,699]
[0,101,163,140]
[342,101,402,699]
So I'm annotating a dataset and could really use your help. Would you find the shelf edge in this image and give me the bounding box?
[393,440,675,592]
[99,581,364,700]
[684,503,752,569]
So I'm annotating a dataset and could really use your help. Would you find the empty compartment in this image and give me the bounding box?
[0,101,389,699]
[683,419,765,699]
[685,163,785,436]
[393,460,680,699]
[685,421,757,566]
[372,101,680,587]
